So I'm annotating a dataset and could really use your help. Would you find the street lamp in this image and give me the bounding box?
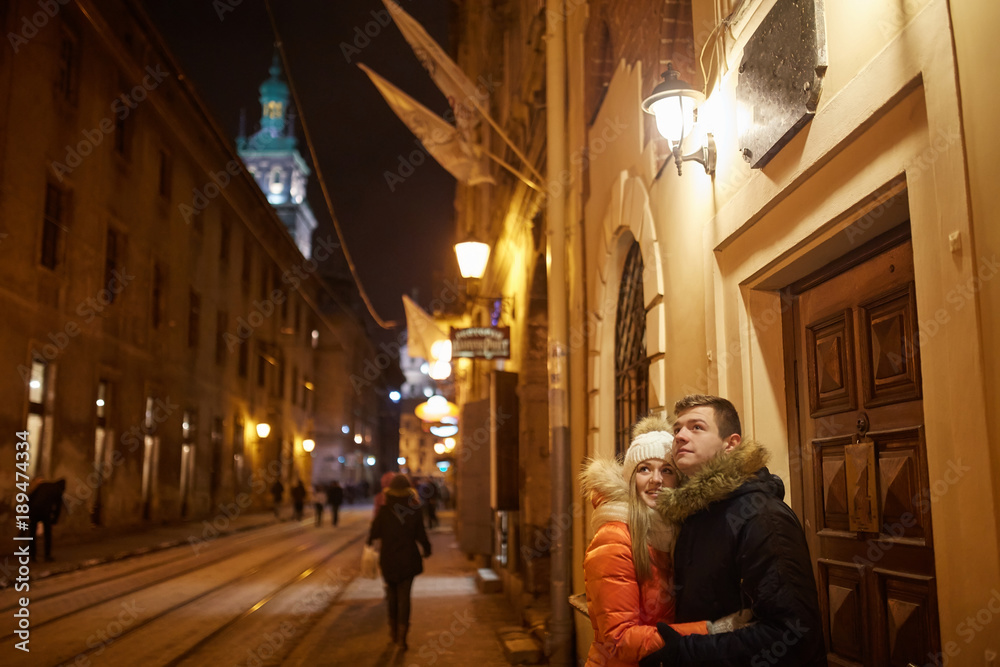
[302,438,315,453]
[641,62,716,175]
[454,240,490,279]
[256,422,271,439]
[415,395,459,422]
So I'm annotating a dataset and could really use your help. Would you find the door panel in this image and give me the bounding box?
[792,236,940,666]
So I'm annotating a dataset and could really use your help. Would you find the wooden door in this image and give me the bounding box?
[791,232,940,666]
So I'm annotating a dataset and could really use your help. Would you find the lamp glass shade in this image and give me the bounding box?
[429,422,459,437]
[415,395,459,422]
[430,339,452,362]
[428,360,452,380]
[454,241,490,279]
[256,422,271,438]
[649,94,697,145]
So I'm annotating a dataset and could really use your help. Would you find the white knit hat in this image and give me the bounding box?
[622,430,674,482]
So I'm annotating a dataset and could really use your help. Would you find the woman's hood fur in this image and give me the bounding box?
[580,457,630,531]
[656,439,771,523]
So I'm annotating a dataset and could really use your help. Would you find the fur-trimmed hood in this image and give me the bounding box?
[580,457,630,531]
[656,439,778,523]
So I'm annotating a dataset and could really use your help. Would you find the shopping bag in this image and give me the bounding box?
[361,544,380,579]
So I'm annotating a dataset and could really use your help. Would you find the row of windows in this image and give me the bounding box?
[38,180,316,351]
[23,357,313,486]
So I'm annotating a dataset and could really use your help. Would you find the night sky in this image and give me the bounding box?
[140,0,457,329]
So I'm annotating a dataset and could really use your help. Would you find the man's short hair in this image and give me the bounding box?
[673,394,742,438]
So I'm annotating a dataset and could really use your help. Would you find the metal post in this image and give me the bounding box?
[546,0,573,663]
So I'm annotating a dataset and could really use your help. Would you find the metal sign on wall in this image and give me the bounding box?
[451,327,511,360]
[736,0,828,169]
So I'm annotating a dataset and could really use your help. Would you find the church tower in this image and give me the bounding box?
[237,50,317,258]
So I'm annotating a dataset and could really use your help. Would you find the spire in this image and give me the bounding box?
[257,46,290,143]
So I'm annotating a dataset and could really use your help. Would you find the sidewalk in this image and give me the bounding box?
[3,506,546,665]
[286,509,541,666]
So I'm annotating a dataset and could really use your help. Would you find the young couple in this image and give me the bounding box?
[582,394,827,666]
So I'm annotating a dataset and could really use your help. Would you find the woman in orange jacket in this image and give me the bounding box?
[581,416,747,666]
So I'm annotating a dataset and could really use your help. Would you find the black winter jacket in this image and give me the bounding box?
[657,441,827,666]
[368,489,431,584]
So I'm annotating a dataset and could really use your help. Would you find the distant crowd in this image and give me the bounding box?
[267,474,452,529]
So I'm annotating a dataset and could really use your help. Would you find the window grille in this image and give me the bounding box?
[614,242,648,458]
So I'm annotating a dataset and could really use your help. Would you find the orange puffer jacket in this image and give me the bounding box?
[584,520,706,666]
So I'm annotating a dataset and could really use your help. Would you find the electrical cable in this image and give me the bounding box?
[263,0,399,330]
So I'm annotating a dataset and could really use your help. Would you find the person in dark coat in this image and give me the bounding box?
[270,479,284,519]
[417,478,439,529]
[290,479,306,521]
[327,480,344,526]
[367,474,431,651]
[641,395,826,667]
[27,478,66,562]
[312,485,327,527]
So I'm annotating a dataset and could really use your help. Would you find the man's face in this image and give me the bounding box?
[672,406,741,475]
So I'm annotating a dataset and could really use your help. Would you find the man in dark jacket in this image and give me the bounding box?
[642,395,827,666]
[28,478,66,562]
[270,479,284,519]
[327,480,344,526]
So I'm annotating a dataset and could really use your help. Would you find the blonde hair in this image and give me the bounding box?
[627,475,654,581]
[625,414,674,580]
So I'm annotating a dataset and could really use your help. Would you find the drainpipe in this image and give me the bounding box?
[546,0,573,663]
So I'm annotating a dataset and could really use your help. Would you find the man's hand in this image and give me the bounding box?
[637,623,682,667]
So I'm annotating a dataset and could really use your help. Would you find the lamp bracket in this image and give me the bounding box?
[675,133,717,175]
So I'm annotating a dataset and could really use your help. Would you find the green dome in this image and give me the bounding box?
[259,52,289,103]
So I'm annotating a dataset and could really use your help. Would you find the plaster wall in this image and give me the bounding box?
[950,0,1000,576]
[576,0,999,657]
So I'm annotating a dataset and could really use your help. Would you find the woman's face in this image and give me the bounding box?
[634,458,677,508]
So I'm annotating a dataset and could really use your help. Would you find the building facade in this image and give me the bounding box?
[0,0,380,545]
[450,0,1000,663]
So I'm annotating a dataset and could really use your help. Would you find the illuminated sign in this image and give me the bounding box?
[451,327,510,360]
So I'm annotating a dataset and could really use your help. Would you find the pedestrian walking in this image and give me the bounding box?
[367,474,431,651]
[25,478,66,563]
[291,479,306,521]
[270,479,284,519]
[327,480,344,526]
[418,478,439,529]
[312,485,327,527]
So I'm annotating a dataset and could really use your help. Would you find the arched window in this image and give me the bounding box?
[614,242,648,457]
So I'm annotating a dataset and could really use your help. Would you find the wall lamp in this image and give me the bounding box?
[641,63,716,176]
[256,422,271,438]
[454,239,490,279]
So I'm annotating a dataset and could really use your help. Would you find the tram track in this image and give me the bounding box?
[0,520,301,620]
[4,513,370,666]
